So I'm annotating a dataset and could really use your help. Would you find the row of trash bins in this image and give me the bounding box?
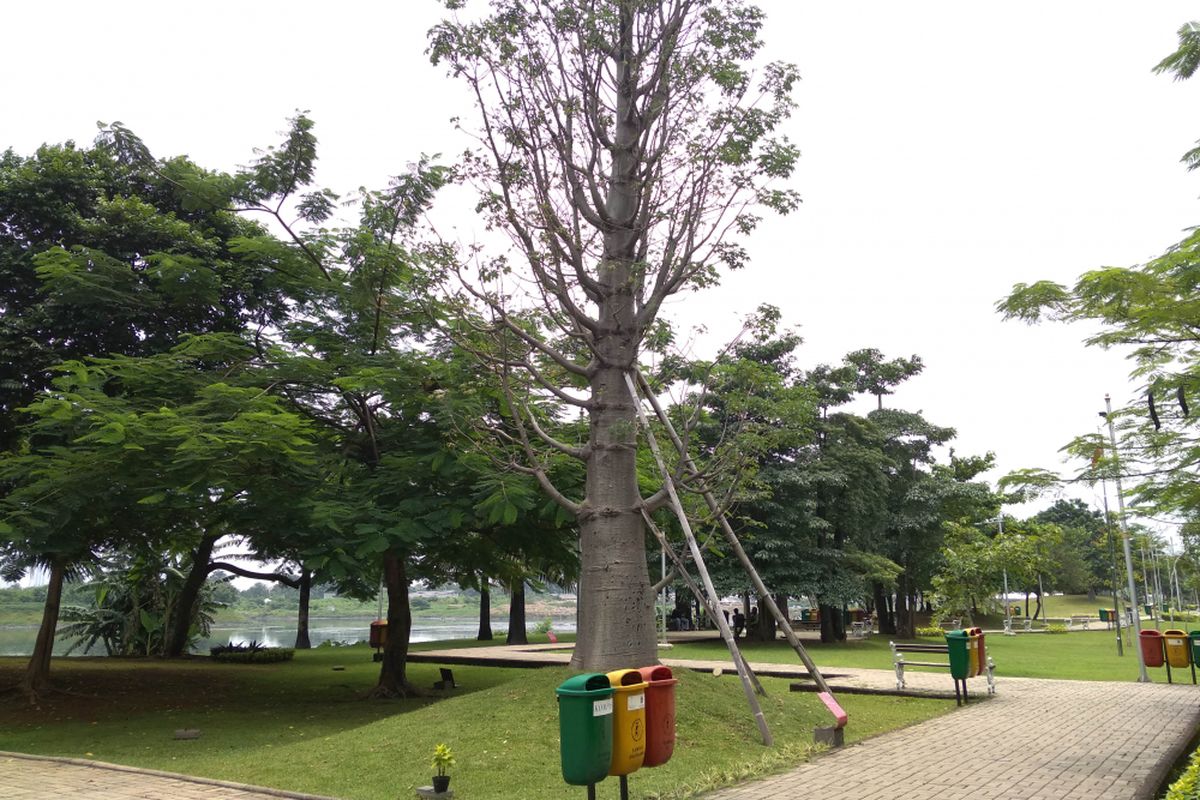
[946,627,987,681]
[556,666,677,787]
[1139,629,1200,680]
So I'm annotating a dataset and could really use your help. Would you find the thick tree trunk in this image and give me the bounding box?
[20,558,66,703]
[165,533,219,657]
[874,583,896,634]
[372,550,413,698]
[896,574,915,639]
[1087,588,1097,602]
[570,362,655,671]
[506,582,528,645]
[477,581,493,641]
[672,588,691,626]
[752,596,777,641]
[818,602,836,643]
[294,568,312,650]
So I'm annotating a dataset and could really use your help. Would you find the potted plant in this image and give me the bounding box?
[431,743,455,794]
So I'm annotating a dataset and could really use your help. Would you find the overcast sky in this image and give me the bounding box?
[5,1,1199,537]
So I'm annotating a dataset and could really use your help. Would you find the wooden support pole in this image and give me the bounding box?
[624,373,773,746]
[634,370,838,698]
[642,510,767,697]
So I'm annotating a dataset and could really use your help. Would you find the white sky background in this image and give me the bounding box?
[4,1,1200,545]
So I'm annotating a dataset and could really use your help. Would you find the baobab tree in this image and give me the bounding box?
[431,0,801,670]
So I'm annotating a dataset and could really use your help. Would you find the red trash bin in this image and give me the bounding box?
[975,630,987,678]
[1140,629,1165,668]
[636,665,678,768]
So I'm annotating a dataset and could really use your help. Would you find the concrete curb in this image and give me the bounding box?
[0,751,342,799]
[1132,700,1200,800]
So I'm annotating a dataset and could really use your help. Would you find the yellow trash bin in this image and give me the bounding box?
[964,627,982,677]
[606,669,648,776]
[1164,629,1191,669]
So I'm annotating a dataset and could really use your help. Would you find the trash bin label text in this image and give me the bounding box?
[593,698,613,716]
[627,693,645,711]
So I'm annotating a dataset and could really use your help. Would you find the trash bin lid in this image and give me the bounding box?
[606,669,649,693]
[945,629,967,639]
[1139,629,1164,638]
[637,665,678,685]
[556,673,614,697]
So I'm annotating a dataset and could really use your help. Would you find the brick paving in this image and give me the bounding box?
[704,677,1200,800]
[0,752,337,799]
[3,643,1199,800]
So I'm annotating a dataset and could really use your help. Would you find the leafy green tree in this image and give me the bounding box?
[875,413,995,637]
[429,0,801,671]
[57,550,225,657]
[842,349,924,411]
[0,334,319,697]
[0,130,306,701]
[0,137,291,453]
[1033,499,1111,598]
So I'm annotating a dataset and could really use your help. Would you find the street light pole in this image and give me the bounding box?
[1000,514,1013,635]
[1104,394,1149,682]
[1099,475,1124,656]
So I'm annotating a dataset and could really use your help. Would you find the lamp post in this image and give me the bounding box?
[1000,514,1013,635]
[1103,394,1149,682]
[1099,473,1124,656]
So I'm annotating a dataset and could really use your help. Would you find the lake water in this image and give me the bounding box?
[0,616,577,657]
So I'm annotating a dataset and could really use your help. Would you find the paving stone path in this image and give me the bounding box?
[0,752,337,800]
[704,676,1200,800]
[4,643,1199,799]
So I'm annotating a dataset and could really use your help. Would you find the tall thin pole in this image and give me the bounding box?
[633,371,836,696]
[1105,394,1149,682]
[659,548,670,648]
[1000,514,1012,633]
[1099,477,1124,655]
[1140,543,1153,623]
[1152,545,1165,628]
[625,373,773,745]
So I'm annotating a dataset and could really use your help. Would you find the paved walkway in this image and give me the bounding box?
[704,676,1200,800]
[0,751,337,799]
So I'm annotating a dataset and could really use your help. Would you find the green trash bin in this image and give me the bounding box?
[1189,632,1200,674]
[1098,608,1109,623]
[556,673,614,786]
[945,630,970,681]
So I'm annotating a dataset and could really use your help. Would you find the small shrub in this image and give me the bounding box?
[210,641,294,663]
[916,626,946,638]
[210,639,265,656]
[533,617,554,635]
[1164,746,1200,799]
[431,743,456,776]
[1045,624,1068,635]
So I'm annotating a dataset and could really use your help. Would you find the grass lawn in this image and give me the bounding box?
[669,625,1196,683]
[0,644,949,800]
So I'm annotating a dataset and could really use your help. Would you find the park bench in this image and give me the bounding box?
[1065,615,1091,631]
[791,619,822,632]
[890,640,996,703]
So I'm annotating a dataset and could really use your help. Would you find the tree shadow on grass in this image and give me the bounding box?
[0,646,523,734]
